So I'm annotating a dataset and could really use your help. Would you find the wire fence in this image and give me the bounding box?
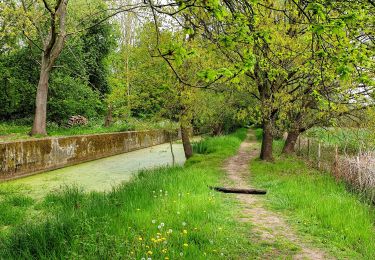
[296,136,375,203]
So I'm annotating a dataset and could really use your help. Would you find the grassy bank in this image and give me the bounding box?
[0,129,262,259]
[0,119,178,142]
[250,141,375,259]
[305,127,374,152]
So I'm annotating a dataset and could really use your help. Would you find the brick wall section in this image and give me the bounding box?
[0,130,179,181]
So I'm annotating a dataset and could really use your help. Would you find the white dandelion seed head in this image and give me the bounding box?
[152,219,156,224]
[180,252,183,256]
[160,222,165,227]
[182,222,187,226]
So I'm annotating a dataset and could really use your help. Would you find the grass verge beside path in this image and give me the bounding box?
[250,142,375,259]
[0,129,262,259]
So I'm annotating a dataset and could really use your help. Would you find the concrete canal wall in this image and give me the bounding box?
[0,130,179,180]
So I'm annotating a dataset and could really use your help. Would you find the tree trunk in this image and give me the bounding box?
[31,58,51,135]
[104,105,113,127]
[181,126,193,159]
[30,0,68,136]
[260,120,274,161]
[282,129,300,154]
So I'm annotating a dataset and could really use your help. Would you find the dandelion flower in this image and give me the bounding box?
[158,225,162,229]
[165,257,169,260]
[183,243,188,247]
[138,237,143,241]
[183,230,188,234]
[147,251,153,255]
[160,222,165,227]
[152,220,156,224]
[182,222,187,226]
[167,229,173,234]
[180,252,184,256]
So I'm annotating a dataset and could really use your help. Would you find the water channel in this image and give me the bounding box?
[0,142,186,198]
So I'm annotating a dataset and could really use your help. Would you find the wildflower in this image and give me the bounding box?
[160,222,165,227]
[165,257,169,260]
[141,258,145,260]
[147,251,153,255]
[158,225,162,229]
[167,229,173,234]
[209,239,214,244]
[152,220,156,224]
[147,258,152,260]
[221,253,224,256]
[183,243,188,247]
[130,251,134,255]
[146,245,149,248]
[182,229,188,234]
[162,248,167,253]
[180,252,184,256]
[182,222,187,226]
[138,237,143,241]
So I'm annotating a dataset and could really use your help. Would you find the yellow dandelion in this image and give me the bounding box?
[165,257,169,260]
[183,243,188,247]
[183,230,188,234]
[147,250,153,255]
[138,237,143,241]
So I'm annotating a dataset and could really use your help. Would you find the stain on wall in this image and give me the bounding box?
[0,130,179,180]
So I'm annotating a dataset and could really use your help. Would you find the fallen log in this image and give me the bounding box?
[210,186,267,195]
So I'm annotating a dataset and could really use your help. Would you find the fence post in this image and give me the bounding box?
[357,154,361,189]
[307,139,310,159]
[298,136,301,155]
[333,145,338,180]
[318,142,321,169]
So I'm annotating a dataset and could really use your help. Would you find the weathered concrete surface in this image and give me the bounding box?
[0,130,178,180]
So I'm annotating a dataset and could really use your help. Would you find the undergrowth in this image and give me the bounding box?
[251,141,375,259]
[0,128,263,259]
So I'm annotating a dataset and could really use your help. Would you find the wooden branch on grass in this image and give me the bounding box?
[210,186,267,195]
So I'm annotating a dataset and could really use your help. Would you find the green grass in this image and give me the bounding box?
[306,127,374,153]
[250,143,375,259]
[0,128,266,259]
[0,118,178,142]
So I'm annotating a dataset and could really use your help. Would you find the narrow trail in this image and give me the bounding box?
[223,130,331,259]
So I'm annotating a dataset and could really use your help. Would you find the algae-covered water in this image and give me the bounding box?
[0,142,185,198]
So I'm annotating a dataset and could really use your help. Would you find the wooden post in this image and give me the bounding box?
[298,136,301,155]
[318,142,321,169]
[307,139,310,158]
[334,145,339,180]
[357,154,361,188]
